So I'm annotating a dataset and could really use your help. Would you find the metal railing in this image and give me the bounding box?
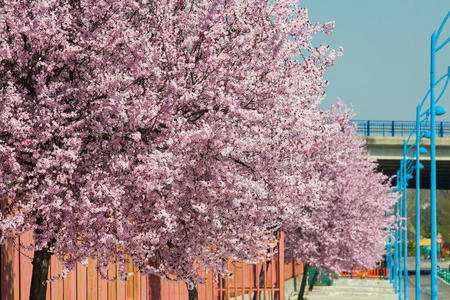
[351,120,450,137]
[437,265,450,284]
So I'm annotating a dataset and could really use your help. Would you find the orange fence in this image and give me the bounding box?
[1,231,303,300]
[154,232,304,300]
[340,267,389,279]
[0,231,148,300]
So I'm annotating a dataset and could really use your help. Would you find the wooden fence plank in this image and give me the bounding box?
[50,255,63,300]
[1,240,16,300]
[87,258,98,300]
[117,264,126,300]
[98,263,109,300]
[108,262,117,300]
[19,232,33,300]
[125,261,135,300]
[134,265,140,300]
[13,237,20,300]
[139,272,147,300]
[76,263,87,300]
[63,264,77,300]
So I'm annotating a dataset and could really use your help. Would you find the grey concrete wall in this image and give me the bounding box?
[364,136,450,161]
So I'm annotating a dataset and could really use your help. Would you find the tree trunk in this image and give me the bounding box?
[297,263,309,300]
[308,270,320,291]
[29,247,51,300]
[186,283,198,300]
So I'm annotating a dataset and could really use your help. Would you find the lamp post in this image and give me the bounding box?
[397,168,403,299]
[394,128,420,300]
[396,129,417,300]
[388,216,393,283]
[397,158,413,300]
[415,111,421,299]
[401,158,415,300]
[391,120,435,300]
[415,109,427,300]
[394,172,400,294]
[411,111,429,300]
[430,29,438,300]
[402,149,408,300]
[429,12,449,300]
[398,12,450,300]
[415,140,421,300]
[387,11,448,300]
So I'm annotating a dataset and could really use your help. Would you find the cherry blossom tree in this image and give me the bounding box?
[282,104,397,300]
[0,1,343,299]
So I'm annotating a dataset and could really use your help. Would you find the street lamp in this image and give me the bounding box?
[435,105,447,115]
[414,108,430,300]
[412,23,450,299]
[394,155,416,300]
[413,79,447,300]
[429,12,449,300]
[401,156,408,300]
[399,129,421,300]
[394,171,401,296]
[392,127,423,300]
[409,76,448,300]
[390,13,449,300]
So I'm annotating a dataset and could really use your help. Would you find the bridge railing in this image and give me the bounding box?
[351,120,450,137]
[437,265,450,284]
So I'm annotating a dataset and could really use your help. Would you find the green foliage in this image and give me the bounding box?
[407,240,415,256]
[406,189,450,245]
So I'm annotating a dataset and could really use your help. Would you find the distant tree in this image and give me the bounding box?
[412,190,450,245]
[282,104,396,300]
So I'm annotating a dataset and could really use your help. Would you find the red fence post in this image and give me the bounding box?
[279,231,284,300]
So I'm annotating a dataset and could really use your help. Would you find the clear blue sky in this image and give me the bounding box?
[301,0,450,121]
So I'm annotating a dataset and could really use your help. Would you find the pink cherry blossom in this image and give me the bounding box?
[0,2,393,296]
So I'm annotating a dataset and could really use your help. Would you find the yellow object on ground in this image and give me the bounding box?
[420,239,431,246]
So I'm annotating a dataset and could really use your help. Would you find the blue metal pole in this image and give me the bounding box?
[430,31,438,300]
[415,107,421,300]
[394,175,399,293]
[388,220,393,283]
[402,155,408,300]
[398,166,403,299]
[388,231,393,283]
[395,216,398,291]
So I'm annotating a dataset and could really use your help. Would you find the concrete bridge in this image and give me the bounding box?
[353,120,450,189]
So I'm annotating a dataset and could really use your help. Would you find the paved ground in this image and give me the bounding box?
[404,257,450,300]
[289,278,397,300]
[284,258,450,300]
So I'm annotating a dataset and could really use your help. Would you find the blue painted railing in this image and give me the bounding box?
[351,120,450,137]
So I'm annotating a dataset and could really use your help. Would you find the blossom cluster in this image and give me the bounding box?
[282,103,397,272]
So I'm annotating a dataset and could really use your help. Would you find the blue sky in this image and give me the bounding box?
[301,0,450,121]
